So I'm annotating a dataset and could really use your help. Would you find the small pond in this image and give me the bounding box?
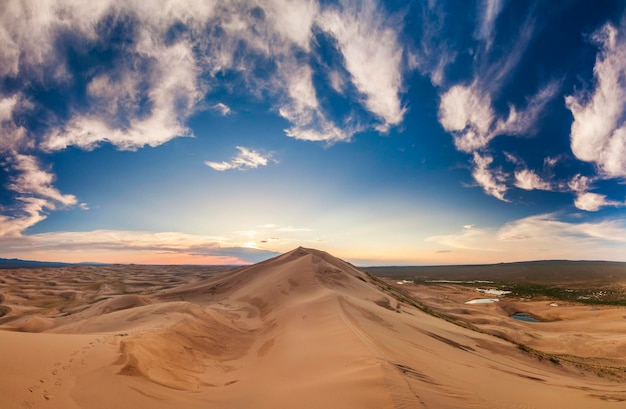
[464,298,499,304]
[510,312,541,322]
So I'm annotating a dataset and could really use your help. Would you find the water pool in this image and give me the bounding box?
[510,312,541,322]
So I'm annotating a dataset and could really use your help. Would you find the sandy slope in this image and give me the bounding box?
[1,247,625,408]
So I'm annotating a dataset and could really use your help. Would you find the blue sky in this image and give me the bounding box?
[1,0,626,265]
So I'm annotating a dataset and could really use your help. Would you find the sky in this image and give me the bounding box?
[1,0,626,266]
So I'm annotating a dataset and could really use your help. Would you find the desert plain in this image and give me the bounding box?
[1,248,626,408]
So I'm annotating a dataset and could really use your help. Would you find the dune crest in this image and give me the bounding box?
[1,247,626,408]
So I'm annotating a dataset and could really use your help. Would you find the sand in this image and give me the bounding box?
[1,247,625,408]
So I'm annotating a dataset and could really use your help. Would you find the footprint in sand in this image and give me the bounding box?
[54,379,62,386]
[51,369,57,376]
[42,390,51,400]
[27,385,40,393]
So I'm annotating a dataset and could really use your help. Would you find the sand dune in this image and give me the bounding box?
[1,247,625,408]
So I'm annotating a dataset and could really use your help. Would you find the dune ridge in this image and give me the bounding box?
[1,247,625,408]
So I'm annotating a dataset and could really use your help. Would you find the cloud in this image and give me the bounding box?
[43,37,202,151]
[0,197,49,238]
[474,0,505,50]
[410,1,456,87]
[438,83,495,152]
[205,146,275,171]
[0,229,279,263]
[426,224,496,251]
[498,213,626,244]
[514,169,551,191]
[317,0,406,130]
[438,80,559,155]
[7,154,77,206]
[568,174,592,193]
[0,94,29,153]
[566,22,626,178]
[567,174,624,211]
[277,63,353,142]
[471,152,509,201]
[493,81,561,137]
[432,2,561,202]
[0,154,79,238]
[573,192,622,212]
[427,213,626,261]
[212,103,231,116]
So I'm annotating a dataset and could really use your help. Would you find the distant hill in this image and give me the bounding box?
[364,260,626,284]
[0,258,107,269]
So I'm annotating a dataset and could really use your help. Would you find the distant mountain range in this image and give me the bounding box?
[0,258,108,269]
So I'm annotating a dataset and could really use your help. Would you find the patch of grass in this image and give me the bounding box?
[508,283,626,306]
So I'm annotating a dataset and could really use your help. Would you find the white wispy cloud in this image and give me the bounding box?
[0,197,48,238]
[426,224,495,251]
[567,173,624,212]
[8,154,77,206]
[212,103,231,116]
[493,81,561,137]
[498,213,626,244]
[438,83,494,153]
[0,229,279,263]
[410,1,456,87]
[277,63,351,142]
[573,192,622,212]
[514,169,552,191]
[568,174,593,193]
[439,80,560,155]
[0,94,29,152]
[566,21,626,178]
[205,146,275,171]
[471,152,508,202]
[427,213,626,261]
[434,2,559,202]
[317,0,406,130]
[43,37,202,151]
[0,154,79,238]
[474,0,505,50]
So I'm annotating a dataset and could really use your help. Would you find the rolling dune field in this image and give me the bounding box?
[1,248,625,408]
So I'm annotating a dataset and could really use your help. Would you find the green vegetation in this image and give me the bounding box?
[506,283,626,305]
